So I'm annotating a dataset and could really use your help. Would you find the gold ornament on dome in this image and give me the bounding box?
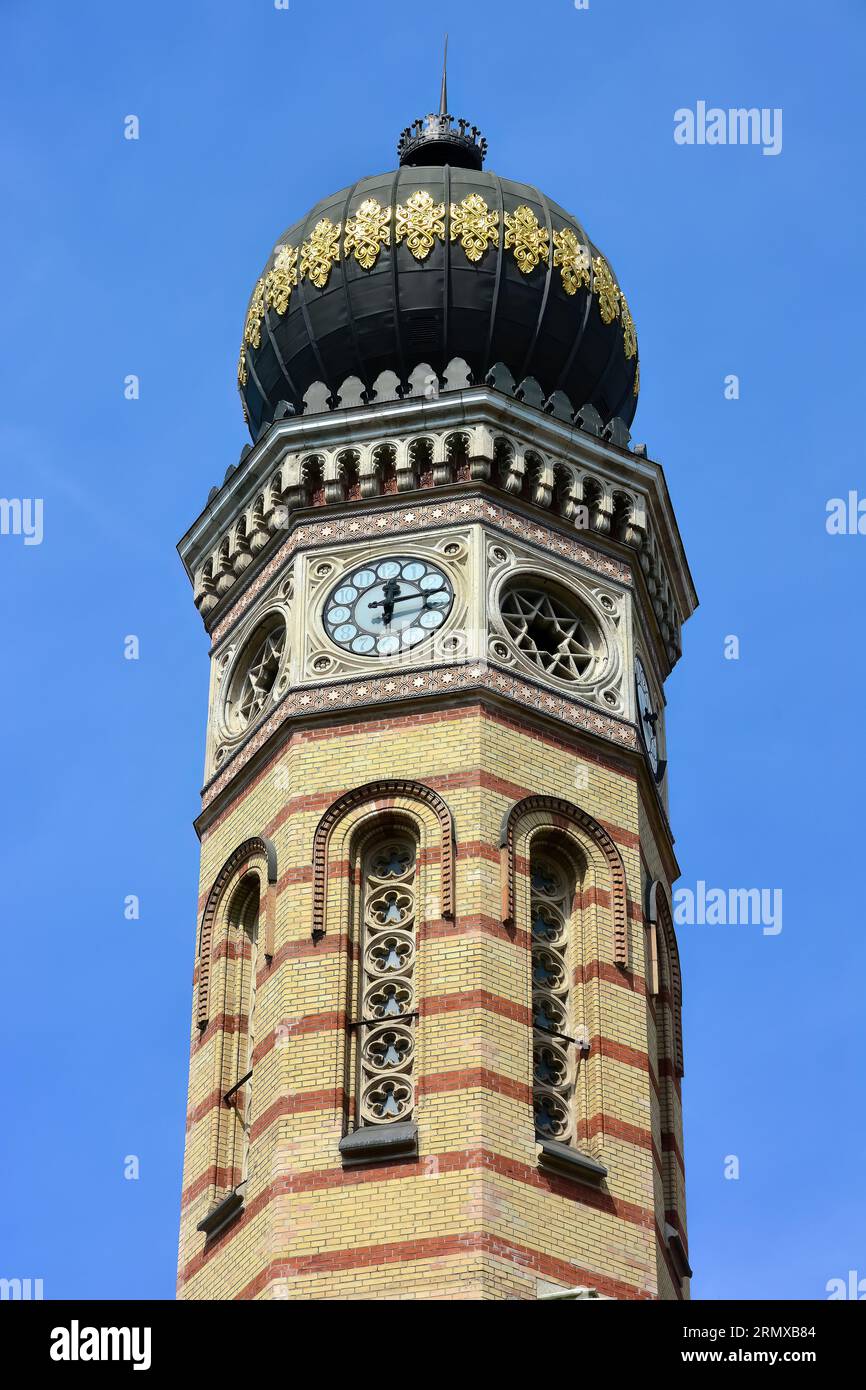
[633,359,640,396]
[592,255,620,324]
[395,189,446,261]
[242,277,266,350]
[619,289,637,360]
[300,217,342,289]
[344,198,391,270]
[552,227,590,296]
[265,244,299,315]
[504,205,549,274]
[237,344,248,388]
[450,192,499,262]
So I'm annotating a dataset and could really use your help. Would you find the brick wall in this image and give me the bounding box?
[177,701,686,1300]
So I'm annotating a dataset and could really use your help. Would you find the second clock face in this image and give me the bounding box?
[634,654,660,779]
[322,556,455,658]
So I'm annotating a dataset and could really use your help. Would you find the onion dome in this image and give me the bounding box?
[237,99,639,439]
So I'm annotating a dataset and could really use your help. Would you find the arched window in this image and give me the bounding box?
[530,845,578,1146]
[654,914,684,1215]
[353,829,419,1129]
[646,879,691,1286]
[219,876,260,1195]
[197,874,260,1240]
[501,796,623,1184]
[311,779,455,1167]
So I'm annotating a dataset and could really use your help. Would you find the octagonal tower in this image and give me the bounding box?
[176,98,697,1301]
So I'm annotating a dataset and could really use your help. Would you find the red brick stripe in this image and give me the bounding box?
[417,1067,532,1106]
[586,1113,653,1151]
[420,990,531,1028]
[260,771,639,858]
[250,1087,345,1143]
[232,1234,652,1301]
[198,701,639,843]
[180,1165,235,1211]
[178,1146,660,1292]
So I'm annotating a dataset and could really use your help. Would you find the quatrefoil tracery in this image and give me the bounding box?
[357,836,419,1128]
[530,857,575,1145]
[371,843,414,880]
[362,1076,413,1124]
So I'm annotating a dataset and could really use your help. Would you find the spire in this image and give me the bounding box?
[397,39,488,171]
[439,34,448,116]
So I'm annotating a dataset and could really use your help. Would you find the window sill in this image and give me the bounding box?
[196,1187,244,1241]
[339,1121,418,1168]
[537,1138,608,1185]
[664,1222,693,1280]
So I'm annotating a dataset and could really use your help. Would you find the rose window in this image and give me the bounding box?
[225,619,286,734]
[499,583,600,682]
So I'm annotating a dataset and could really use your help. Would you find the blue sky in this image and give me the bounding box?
[1,0,863,1300]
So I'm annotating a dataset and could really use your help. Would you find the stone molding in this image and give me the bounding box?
[310,779,456,941]
[196,836,277,1030]
[178,390,696,670]
[210,493,632,647]
[500,795,630,967]
[647,879,684,1079]
[201,662,638,811]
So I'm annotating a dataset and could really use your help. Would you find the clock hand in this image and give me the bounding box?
[364,577,403,625]
[368,590,432,624]
[381,593,430,607]
[367,592,434,631]
[368,591,430,609]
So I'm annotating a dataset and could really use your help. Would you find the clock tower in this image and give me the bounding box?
[176,97,697,1301]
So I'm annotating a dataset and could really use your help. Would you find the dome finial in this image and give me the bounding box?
[439,33,448,117]
[397,39,487,170]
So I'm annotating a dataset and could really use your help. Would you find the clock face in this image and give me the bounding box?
[322,556,455,658]
[634,655,661,780]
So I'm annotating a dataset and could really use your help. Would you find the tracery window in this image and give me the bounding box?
[216,876,260,1196]
[224,617,286,735]
[500,582,600,682]
[655,922,681,1215]
[354,833,418,1127]
[530,851,576,1145]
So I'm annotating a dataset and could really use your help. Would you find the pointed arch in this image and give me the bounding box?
[500,795,629,967]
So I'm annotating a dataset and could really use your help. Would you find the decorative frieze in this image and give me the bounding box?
[201,656,638,811]
[206,495,633,648]
[185,398,685,672]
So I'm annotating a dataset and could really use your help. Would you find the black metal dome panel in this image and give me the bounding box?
[238,164,639,439]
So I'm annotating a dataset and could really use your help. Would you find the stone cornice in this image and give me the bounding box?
[201,660,639,813]
[177,387,697,672]
[208,491,633,650]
